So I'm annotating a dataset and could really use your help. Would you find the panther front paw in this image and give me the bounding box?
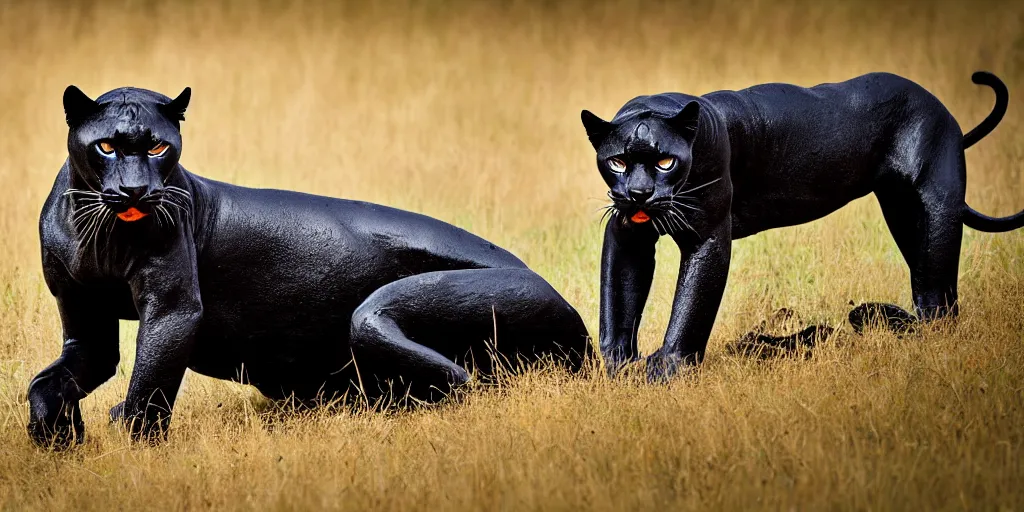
[27,395,84,450]
[113,403,172,445]
[603,354,641,379]
[645,350,696,383]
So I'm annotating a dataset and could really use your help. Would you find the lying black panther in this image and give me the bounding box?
[27,86,591,449]
[581,71,1022,381]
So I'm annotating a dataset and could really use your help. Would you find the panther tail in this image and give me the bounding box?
[960,71,1024,233]
[964,205,1024,232]
[962,71,1007,149]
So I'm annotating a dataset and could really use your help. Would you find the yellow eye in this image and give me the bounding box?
[97,142,115,154]
[606,158,627,173]
[148,143,170,156]
[656,157,676,171]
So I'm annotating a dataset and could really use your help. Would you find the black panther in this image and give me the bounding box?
[27,86,591,449]
[581,71,1022,381]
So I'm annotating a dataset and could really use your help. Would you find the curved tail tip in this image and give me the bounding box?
[972,71,1001,85]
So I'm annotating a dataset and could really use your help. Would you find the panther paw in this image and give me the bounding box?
[604,354,641,379]
[27,399,84,450]
[645,350,696,383]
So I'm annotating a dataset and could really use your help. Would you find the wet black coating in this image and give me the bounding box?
[27,86,591,448]
[582,72,1021,381]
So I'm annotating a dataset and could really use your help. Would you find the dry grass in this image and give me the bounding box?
[1,0,1023,509]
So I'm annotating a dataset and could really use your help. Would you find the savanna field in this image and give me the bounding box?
[1,0,1023,509]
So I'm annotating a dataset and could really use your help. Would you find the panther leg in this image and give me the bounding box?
[873,141,965,328]
[647,221,732,382]
[348,268,591,402]
[27,279,119,449]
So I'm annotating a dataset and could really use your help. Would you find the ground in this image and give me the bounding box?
[0,0,1022,509]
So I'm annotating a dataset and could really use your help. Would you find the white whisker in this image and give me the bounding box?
[91,209,113,257]
[668,207,698,236]
[77,209,102,240]
[676,177,722,196]
[663,211,683,234]
[72,203,105,224]
[63,189,102,198]
[672,201,702,212]
[158,205,176,228]
[164,186,193,201]
[78,208,104,252]
[651,217,666,236]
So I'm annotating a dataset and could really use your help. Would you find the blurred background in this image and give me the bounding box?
[0,0,1021,509]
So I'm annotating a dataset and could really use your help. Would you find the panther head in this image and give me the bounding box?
[62,85,191,225]
[581,99,708,236]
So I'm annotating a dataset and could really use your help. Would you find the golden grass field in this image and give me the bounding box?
[1,0,1022,509]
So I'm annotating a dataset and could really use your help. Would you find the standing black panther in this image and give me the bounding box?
[581,71,1022,381]
[27,86,591,449]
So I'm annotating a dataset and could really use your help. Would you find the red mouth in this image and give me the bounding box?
[116,207,149,222]
[631,211,651,223]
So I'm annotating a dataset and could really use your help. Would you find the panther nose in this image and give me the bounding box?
[628,188,654,203]
[118,185,149,201]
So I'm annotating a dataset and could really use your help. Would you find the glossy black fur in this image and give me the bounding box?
[28,86,591,449]
[581,72,1022,381]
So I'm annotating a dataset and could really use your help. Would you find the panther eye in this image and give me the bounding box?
[606,158,627,173]
[656,157,676,172]
[148,143,170,157]
[96,142,115,155]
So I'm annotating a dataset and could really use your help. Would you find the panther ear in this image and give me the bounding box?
[62,85,99,126]
[581,110,614,150]
[667,101,700,142]
[161,87,191,122]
